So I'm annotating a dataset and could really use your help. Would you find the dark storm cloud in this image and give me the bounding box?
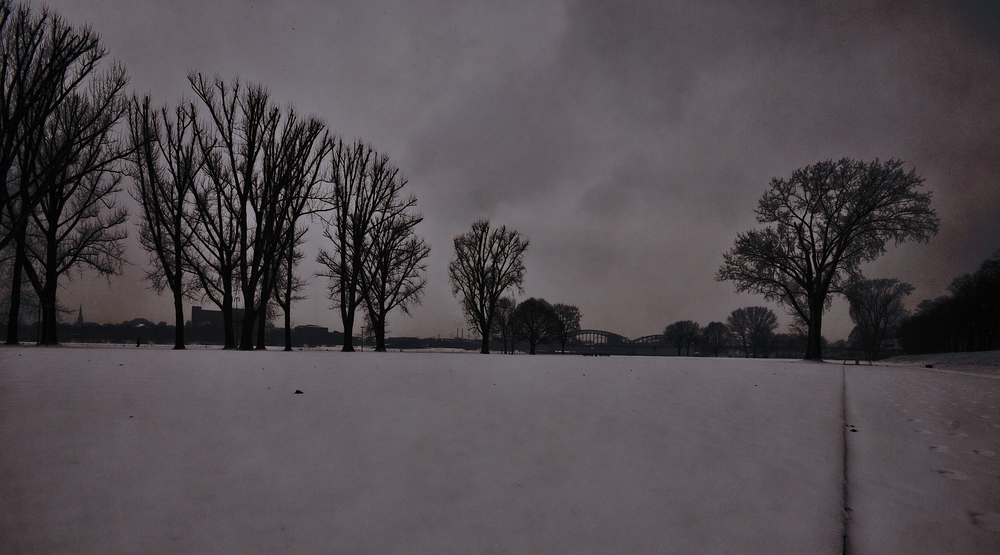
[38,0,1000,339]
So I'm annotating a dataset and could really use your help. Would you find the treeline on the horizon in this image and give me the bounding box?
[897,252,1000,354]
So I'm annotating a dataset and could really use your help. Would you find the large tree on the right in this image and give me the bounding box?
[717,158,939,360]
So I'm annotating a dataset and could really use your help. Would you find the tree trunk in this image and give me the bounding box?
[342,309,356,352]
[283,302,292,351]
[5,246,23,345]
[221,286,236,349]
[374,317,386,352]
[172,287,185,349]
[804,297,824,360]
[38,238,59,345]
[480,314,492,354]
[255,304,267,350]
[39,276,58,346]
[238,302,257,350]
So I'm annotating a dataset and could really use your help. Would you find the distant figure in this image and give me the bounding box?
[136,336,142,347]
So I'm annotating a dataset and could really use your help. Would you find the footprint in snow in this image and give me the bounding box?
[934,468,969,480]
[970,512,1000,532]
[928,445,950,453]
[972,449,996,457]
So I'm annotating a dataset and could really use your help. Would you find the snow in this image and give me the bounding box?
[845,364,1000,554]
[1,347,850,554]
[883,350,1000,376]
[7,349,1000,553]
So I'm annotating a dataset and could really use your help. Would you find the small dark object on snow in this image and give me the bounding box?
[294,390,303,394]
[926,364,934,368]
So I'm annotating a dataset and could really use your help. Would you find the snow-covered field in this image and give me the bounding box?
[1,346,998,554]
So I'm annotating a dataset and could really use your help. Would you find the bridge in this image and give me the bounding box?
[565,330,670,355]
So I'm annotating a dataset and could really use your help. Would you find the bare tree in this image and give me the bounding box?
[127,96,199,349]
[448,219,529,354]
[0,1,105,252]
[490,296,516,354]
[512,297,559,355]
[273,225,308,351]
[702,321,730,357]
[727,307,778,358]
[845,277,913,361]
[1,2,112,343]
[718,158,938,360]
[552,303,582,354]
[317,140,401,352]
[664,320,701,356]
[359,191,430,352]
[21,68,130,344]
[190,75,328,351]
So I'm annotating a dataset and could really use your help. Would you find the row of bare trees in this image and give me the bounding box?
[1,0,431,350]
[1,1,130,345]
[130,79,432,352]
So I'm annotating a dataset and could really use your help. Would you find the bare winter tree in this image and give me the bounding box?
[0,1,105,251]
[273,225,308,351]
[512,297,559,355]
[702,321,730,357]
[359,188,430,352]
[127,96,199,349]
[845,277,913,361]
[317,140,402,352]
[490,296,516,354]
[21,68,130,345]
[448,219,529,354]
[664,320,701,356]
[552,303,582,354]
[190,75,329,351]
[1,2,113,343]
[718,158,938,360]
[727,307,778,358]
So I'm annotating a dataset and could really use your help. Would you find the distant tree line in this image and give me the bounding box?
[663,306,806,359]
[897,252,1000,354]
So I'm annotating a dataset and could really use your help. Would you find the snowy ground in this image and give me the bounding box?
[845,363,1000,554]
[1,347,998,553]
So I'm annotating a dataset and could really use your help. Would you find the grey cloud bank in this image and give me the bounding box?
[41,0,1000,340]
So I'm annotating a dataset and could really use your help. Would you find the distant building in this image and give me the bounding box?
[188,305,245,344]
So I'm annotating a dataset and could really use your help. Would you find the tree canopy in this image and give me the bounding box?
[717,158,938,359]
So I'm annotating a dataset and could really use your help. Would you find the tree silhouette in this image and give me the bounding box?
[512,297,559,355]
[449,220,528,354]
[718,158,938,360]
[727,307,777,358]
[552,303,582,354]
[1,2,111,343]
[702,321,730,357]
[664,320,701,356]
[359,187,430,352]
[490,296,517,354]
[190,75,328,350]
[845,278,913,361]
[127,96,199,349]
[22,67,130,345]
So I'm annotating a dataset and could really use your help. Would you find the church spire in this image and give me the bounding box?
[76,305,83,326]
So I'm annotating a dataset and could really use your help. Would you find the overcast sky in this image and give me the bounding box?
[37,0,1000,341]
